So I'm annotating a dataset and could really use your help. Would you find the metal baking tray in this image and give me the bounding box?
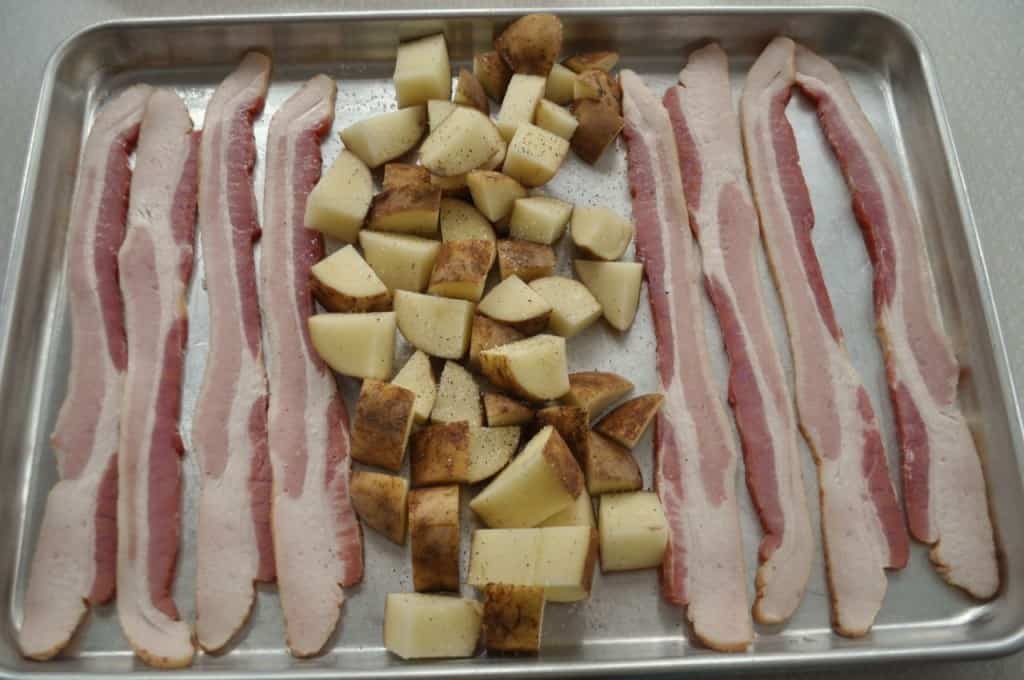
[2,5,1023,678]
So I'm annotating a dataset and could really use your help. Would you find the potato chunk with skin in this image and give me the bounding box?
[367,184,441,236]
[360,231,440,293]
[469,314,525,370]
[311,245,391,313]
[467,170,527,223]
[427,99,457,131]
[432,361,482,425]
[478,274,552,334]
[305,149,372,243]
[428,239,495,302]
[383,162,431,190]
[571,206,633,260]
[440,198,495,242]
[497,239,556,283]
[392,350,436,423]
[534,99,579,140]
[495,74,546,141]
[572,69,621,105]
[540,487,595,528]
[599,492,669,572]
[570,98,624,164]
[545,63,576,105]
[595,393,665,448]
[411,422,470,486]
[340,106,427,168]
[494,13,563,76]
[467,426,521,483]
[563,371,634,419]
[350,380,416,472]
[502,123,570,187]
[393,290,475,359]
[309,312,395,380]
[584,431,642,495]
[419,107,504,177]
[480,334,570,402]
[529,276,602,337]
[509,196,572,245]
[483,392,534,427]
[574,260,643,331]
[453,68,489,113]
[351,471,409,544]
[394,33,451,107]
[409,485,461,592]
[483,584,545,653]
[384,593,482,660]
[474,51,513,102]
[535,405,589,461]
[564,51,620,73]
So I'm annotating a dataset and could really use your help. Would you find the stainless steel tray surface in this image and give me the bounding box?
[2,7,1023,678]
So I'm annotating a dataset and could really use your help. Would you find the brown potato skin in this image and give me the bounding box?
[564,51,619,73]
[570,98,624,165]
[367,184,442,230]
[455,68,490,114]
[482,584,545,653]
[469,314,525,369]
[573,69,621,107]
[350,470,408,544]
[428,239,495,294]
[310,273,392,313]
[541,427,584,499]
[494,13,563,76]
[594,393,665,448]
[410,421,471,486]
[496,239,556,283]
[583,431,642,494]
[483,392,535,426]
[350,380,416,471]
[383,163,431,190]
[408,485,460,592]
[479,348,559,401]
[535,405,589,461]
[474,51,513,102]
[562,371,634,420]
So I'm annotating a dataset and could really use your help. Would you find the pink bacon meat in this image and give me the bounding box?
[741,37,909,636]
[261,74,363,657]
[621,69,753,652]
[664,43,814,624]
[794,44,999,600]
[116,89,198,668]
[18,84,152,661]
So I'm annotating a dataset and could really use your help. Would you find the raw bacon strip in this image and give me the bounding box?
[261,75,364,657]
[740,37,909,636]
[193,51,274,653]
[18,84,152,661]
[664,44,814,624]
[621,70,752,652]
[116,89,198,668]
[794,45,999,600]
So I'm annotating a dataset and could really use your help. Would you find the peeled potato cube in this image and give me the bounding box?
[309,312,394,380]
[571,206,633,260]
[502,123,570,187]
[468,528,542,587]
[440,198,496,242]
[360,231,440,293]
[535,405,589,461]
[494,13,563,76]
[495,74,546,141]
[420,107,504,177]
[393,290,475,360]
[529,276,602,338]
[467,425,521,484]
[427,99,457,131]
[595,394,665,448]
[509,196,572,245]
[383,162,431,190]
[351,470,409,544]
[384,593,482,660]
[563,371,634,419]
[428,239,495,302]
[411,422,470,486]
[351,379,417,472]
[367,184,441,236]
[483,392,534,427]
[311,245,391,313]
[432,361,482,425]
[474,51,513,102]
[599,491,669,571]
[453,68,489,113]
[394,33,451,107]
[305,150,372,243]
[583,431,642,495]
[540,487,595,528]
[496,240,556,283]
[392,350,436,423]
[468,314,525,370]
[483,584,545,654]
[477,274,552,334]
[574,260,643,331]
[564,51,619,73]
[545,63,576,105]
[467,170,527,223]
[340,106,427,168]
[479,334,569,402]
[534,99,579,140]
[570,98,624,164]
[409,485,460,592]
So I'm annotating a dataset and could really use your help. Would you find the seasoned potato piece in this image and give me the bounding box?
[431,172,469,197]
[594,393,664,448]
[432,361,482,425]
[351,470,409,544]
[394,33,451,107]
[495,74,546,141]
[409,485,460,592]
[419,107,504,177]
[453,68,489,113]
[383,162,431,190]
[360,231,440,292]
[574,260,643,331]
[411,421,470,486]
[509,196,572,244]
[392,350,437,423]
[478,274,552,334]
[534,99,579,140]
[563,371,634,419]
[540,487,595,528]
[570,206,633,260]
[599,491,669,571]
[572,69,621,105]
[340,106,427,168]
[483,392,534,427]
[308,312,395,380]
[502,123,570,187]
[393,290,475,359]
[469,426,582,527]
[474,51,513,102]
[496,239,556,283]
[350,379,417,471]
[428,239,495,302]
[367,184,441,236]
[583,431,642,495]
[483,584,545,653]
[311,245,391,313]
[494,13,563,76]
[535,405,589,461]
[564,51,620,73]
[480,334,570,401]
[440,198,496,242]
[427,99,457,131]
[305,149,372,243]
[545,63,576,105]
[468,314,525,370]
[570,98,624,164]
[467,426,521,484]
[384,593,482,660]
[467,170,527,223]
[468,528,542,588]
[529,276,602,337]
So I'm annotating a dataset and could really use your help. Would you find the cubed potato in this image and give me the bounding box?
[574,260,643,331]
[308,312,395,380]
[599,491,669,571]
[540,487,595,528]
[572,69,621,105]
[482,585,545,653]
[496,240,556,283]
[351,379,417,471]
[391,350,437,423]
[570,206,633,260]
[468,528,542,587]
[502,123,570,187]
[564,51,620,73]
[529,276,602,338]
[351,470,409,544]
[367,184,441,236]
[383,162,431,190]
[360,230,440,292]
[394,33,452,107]
[431,172,469,197]
[534,100,579,141]
[393,290,475,359]
[563,371,634,419]
[495,74,546,141]
[494,13,563,76]
[427,239,495,301]
[440,198,496,242]
[479,334,570,402]
[311,245,391,313]
[570,98,624,164]
[469,426,582,527]
[427,99,457,131]
[545,63,576,105]
[483,392,534,427]
[468,314,525,370]
[467,425,521,484]
[409,485,460,591]
[583,431,642,495]
[467,170,527,223]
[419,107,504,177]
[432,361,482,425]
[473,51,513,102]
[410,422,470,486]
[453,68,489,113]
[509,196,572,245]
[535,405,589,461]
[477,274,552,334]
[305,149,373,243]
[340,106,427,168]
[384,593,482,659]
[594,394,664,448]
